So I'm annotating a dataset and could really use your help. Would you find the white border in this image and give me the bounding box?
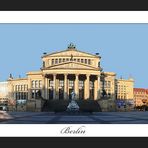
[0,11,148,137]
[0,11,148,23]
[0,124,148,137]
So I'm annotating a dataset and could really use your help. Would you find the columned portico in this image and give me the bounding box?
[43,73,100,100]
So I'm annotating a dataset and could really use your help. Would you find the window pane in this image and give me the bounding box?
[52,59,54,65]
[85,59,87,64]
[88,59,91,64]
[55,59,58,64]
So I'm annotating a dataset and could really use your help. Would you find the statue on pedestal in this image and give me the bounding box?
[67,90,79,112]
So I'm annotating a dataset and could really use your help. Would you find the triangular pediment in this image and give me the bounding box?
[42,49,98,58]
[44,62,98,70]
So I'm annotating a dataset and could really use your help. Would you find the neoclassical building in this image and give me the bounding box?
[2,43,134,111]
[7,43,102,107]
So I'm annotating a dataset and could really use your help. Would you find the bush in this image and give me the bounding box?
[48,100,69,112]
[77,99,102,112]
[43,99,102,112]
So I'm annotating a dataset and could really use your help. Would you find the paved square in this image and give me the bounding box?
[1,111,148,124]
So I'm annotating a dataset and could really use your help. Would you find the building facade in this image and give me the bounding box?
[0,43,134,111]
[134,88,148,107]
[0,82,8,110]
[116,78,134,100]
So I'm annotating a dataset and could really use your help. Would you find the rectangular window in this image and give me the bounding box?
[22,85,24,91]
[59,58,62,63]
[79,80,84,87]
[32,81,35,88]
[88,59,91,64]
[59,80,64,87]
[69,80,74,87]
[85,59,87,64]
[63,58,65,62]
[55,59,58,64]
[81,59,84,63]
[35,80,38,88]
[49,80,53,87]
[18,85,20,91]
[52,59,54,65]
[39,80,42,88]
[66,58,69,61]
[77,59,80,62]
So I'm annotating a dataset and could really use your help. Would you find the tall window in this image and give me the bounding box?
[79,80,84,88]
[85,59,87,64]
[88,59,91,65]
[63,58,65,62]
[35,80,38,88]
[55,59,58,64]
[32,81,35,88]
[81,59,84,63]
[39,80,42,88]
[49,80,53,87]
[52,59,54,65]
[69,80,74,87]
[59,80,64,87]
[59,58,62,63]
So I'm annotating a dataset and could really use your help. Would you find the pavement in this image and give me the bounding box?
[1,111,148,124]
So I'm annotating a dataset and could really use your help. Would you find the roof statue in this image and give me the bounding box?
[8,73,13,80]
[70,54,73,61]
[67,42,76,50]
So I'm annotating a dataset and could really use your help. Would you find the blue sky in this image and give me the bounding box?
[0,23,147,88]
